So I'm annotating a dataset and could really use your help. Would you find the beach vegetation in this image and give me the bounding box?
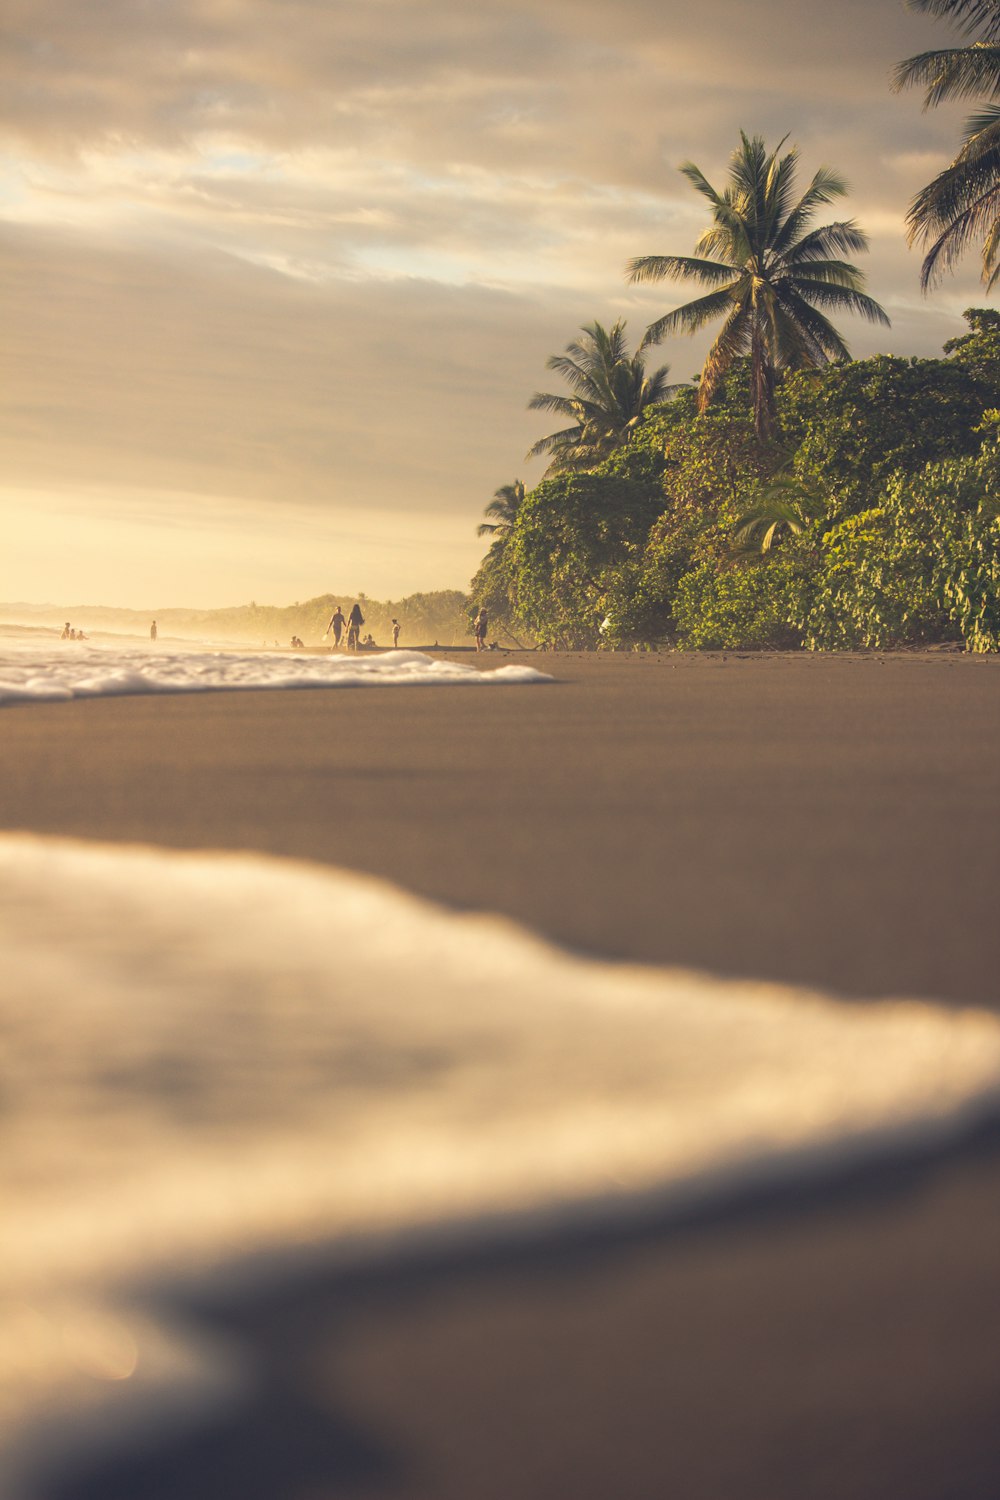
[895,0,1000,287]
[501,471,665,647]
[526,320,685,475]
[799,440,1000,650]
[627,133,889,442]
[474,310,999,652]
[477,479,526,537]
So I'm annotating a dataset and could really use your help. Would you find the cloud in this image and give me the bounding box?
[0,0,991,604]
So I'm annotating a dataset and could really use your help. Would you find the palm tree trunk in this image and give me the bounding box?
[751,322,778,444]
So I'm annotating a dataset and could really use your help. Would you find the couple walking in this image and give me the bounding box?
[326,603,364,651]
[325,604,401,651]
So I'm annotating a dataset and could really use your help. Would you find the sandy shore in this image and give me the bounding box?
[4,650,1000,1499]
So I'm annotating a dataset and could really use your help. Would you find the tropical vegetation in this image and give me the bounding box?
[471,309,1000,652]
[526,320,684,474]
[895,0,1000,286]
[469,84,1000,656]
[626,133,889,440]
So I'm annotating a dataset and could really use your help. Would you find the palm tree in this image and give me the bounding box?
[526,320,684,475]
[477,479,525,538]
[894,0,1000,288]
[626,133,889,443]
[731,475,828,558]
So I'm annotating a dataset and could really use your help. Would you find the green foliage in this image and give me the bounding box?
[526,321,684,475]
[800,445,1000,650]
[472,315,1000,655]
[672,549,812,650]
[607,397,782,642]
[894,8,1000,287]
[779,349,995,514]
[628,132,888,440]
[504,471,664,647]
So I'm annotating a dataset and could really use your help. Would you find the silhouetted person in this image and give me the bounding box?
[150,620,157,641]
[391,618,401,647]
[347,602,364,651]
[325,606,345,647]
[61,622,71,640]
[474,607,488,652]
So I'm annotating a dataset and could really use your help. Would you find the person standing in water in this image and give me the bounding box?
[150,621,157,641]
[346,601,365,651]
[474,607,488,651]
[391,618,401,648]
[325,605,346,648]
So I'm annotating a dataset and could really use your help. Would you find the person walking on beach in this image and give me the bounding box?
[325,605,346,648]
[391,618,401,648]
[150,620,157,641]
[347,601,365,651]
[474,607,488,651]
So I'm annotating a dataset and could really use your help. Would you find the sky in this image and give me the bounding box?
[0,0,992,609]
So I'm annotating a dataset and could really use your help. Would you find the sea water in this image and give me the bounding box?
[0,638,550,705]
[2,834,1000,1497]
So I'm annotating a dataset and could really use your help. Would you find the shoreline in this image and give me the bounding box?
[4,650,1000,1500]
[1,650,996,1004]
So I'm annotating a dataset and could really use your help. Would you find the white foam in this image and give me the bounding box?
[2,834,999,1491]
[0,643,550,704]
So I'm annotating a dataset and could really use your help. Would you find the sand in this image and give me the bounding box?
[3,649,1000,1499]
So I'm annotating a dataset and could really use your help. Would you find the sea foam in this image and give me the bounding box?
[2,833,1000,1493]
[0,643,550,705]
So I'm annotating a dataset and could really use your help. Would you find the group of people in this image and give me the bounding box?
[60,622,88,641]
[324,604,402,652]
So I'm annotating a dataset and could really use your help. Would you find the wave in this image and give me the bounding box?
[2,834,999,1493]
[0,644,550,705]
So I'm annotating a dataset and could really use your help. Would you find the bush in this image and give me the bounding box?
[801,449,1000,651]
[673,551,810,650]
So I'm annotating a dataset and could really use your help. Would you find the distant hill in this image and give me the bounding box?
[0,590,474,648]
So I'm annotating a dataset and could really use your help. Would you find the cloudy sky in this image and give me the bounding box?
[0,0,990,608]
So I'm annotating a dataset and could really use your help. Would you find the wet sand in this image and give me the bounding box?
[3,650,1000,1499]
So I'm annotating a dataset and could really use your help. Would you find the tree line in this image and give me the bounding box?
[470,0,1000,652]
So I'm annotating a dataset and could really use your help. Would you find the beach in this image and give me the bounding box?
[3,648,1000,1499]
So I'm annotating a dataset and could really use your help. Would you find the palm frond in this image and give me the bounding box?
[893,44,1000,106]
[526,321,678,470]
[787,277,892,325]
[904,0,1000,43]
[640,283,742,348]
[781,220,870,262]
[772,288,854,364]
[697,299,753,407]
[527,391,580,416]
[626,254,735,286]
[635,134,880,432]
[732,481,826,557]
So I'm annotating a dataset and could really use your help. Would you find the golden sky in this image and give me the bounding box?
[0,0,988,607]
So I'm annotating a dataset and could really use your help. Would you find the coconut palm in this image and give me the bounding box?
[477,478,525,538]
[626,133,889,443]
[526,320,684,475]
[894,0,1000,288]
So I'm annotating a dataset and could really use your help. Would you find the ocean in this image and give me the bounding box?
[0,634,550,705]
